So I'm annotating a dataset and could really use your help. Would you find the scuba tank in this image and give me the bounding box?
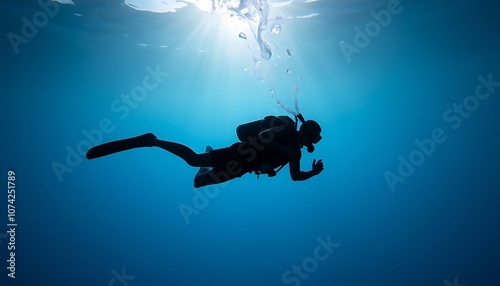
[236,120,263,142]
[236,115,296,142]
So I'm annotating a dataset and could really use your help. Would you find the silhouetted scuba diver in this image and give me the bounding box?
[86,114,324,188]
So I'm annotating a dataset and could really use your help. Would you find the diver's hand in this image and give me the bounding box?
[312,159,324,175]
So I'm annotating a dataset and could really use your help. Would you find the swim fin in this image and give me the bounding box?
[86,133,157,160]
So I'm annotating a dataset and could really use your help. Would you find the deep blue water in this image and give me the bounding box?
[1,0,499,285]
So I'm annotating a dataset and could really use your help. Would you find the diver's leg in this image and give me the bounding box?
[196,146,213,176]
[194,169,235,188]
[152,139,212,167]
[86,133,157,159]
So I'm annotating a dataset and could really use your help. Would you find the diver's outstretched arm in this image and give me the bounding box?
[289,160,323,181]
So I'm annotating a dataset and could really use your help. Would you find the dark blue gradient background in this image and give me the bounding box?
[1,0,499,285]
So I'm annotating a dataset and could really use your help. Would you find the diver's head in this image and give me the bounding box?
[299,120,322,153]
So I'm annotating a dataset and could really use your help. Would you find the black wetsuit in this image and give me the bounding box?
[209,128,301,179]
